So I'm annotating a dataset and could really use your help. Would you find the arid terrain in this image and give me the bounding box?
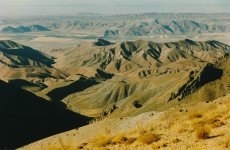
[0,12,229,150]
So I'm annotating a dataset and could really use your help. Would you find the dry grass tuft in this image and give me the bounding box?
[222,114,230,120]
[93,133,137,148]
[209,119,225,128]
[152,141,168,149]
[111,133,127,144]
[177,127,187,133]
[46,146,61,150]
[127,137,137,144]
[46,144,77,150]
[138,133,160,144]
[93,135,112,147]
[77,143,87,149]
[45,137,76,150]
[194,124,210,140]
[203,86,216,101]
[171,138,180,143]
[111,133,137,145]
[223,137,230,148]
[189,112,203,119]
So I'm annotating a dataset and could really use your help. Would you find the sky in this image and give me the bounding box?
[0,0,229,16]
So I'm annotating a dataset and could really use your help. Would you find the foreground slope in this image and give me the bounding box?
[0,80,91,149]
[20,94,230,150]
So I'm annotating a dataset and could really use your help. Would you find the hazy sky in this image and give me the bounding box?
[0,0,229,16]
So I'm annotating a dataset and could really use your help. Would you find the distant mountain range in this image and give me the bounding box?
[1,25,50,33]
[0,13,229,37]
[103,19,230,38]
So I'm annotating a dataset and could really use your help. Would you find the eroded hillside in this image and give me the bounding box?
[47,39,230,117]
